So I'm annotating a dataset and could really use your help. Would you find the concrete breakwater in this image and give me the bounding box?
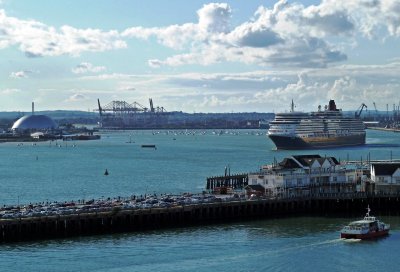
[1,193,400,243]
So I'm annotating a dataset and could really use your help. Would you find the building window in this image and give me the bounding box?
[348,176,354,182]
[378,177,384,183]
[297,178,302,185]
[265,179,268,185]
[333,176,337,182]
[252,178,257,185]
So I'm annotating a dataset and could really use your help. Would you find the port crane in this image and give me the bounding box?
[373,102,378,115]
[149,98,166,113]
[355,103,367,118]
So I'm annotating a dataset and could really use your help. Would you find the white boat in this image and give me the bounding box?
[340,206,390,239]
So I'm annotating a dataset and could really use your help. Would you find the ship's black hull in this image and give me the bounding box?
[268,134,366,150]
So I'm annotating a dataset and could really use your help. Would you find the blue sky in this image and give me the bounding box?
[1,0,400,113]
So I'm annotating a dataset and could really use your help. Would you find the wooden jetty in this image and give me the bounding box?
[1,193,400,243]
[206,174,248,190]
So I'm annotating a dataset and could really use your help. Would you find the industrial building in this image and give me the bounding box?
[12,115,58,132]
[11,103,58,134]
[0,103,61,142]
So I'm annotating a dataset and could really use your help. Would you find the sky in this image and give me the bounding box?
[1,0,400,113]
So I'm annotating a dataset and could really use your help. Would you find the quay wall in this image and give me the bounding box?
[1,194,400,243]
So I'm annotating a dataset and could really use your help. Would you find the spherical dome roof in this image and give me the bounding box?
[12,115,58,130]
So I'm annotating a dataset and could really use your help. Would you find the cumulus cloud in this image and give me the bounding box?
[72,62,106,74]
[252,71,400,112]
[0,9,126,57]
[197,3,231,33]
[123,1,348,68]
[1,1,399,69]
[122,0,400,68]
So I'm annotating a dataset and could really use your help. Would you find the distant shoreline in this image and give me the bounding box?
[367,127,400,133]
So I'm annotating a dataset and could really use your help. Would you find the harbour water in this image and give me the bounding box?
[1,129,400,271]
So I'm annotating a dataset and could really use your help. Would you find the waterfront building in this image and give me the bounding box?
[371,163,400,194]
[248,155,364,198]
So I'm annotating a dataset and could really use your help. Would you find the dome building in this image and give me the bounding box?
[12,115,58,132]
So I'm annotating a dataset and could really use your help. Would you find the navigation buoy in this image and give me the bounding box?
[104,169,109,176]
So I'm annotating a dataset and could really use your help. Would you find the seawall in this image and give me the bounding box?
[1,194,400,243]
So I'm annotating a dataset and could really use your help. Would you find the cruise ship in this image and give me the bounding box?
[268,100,366,149]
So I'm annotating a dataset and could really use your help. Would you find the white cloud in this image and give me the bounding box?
[197,3,231,33]
[122,0,400,68]
[252,71,400,112]
[122,1,348,68]
[1,88,21,94]
[75,60,400,112]
[9,70,32,78]
[1,1,399,69]
[117,82,136,92]
[0,9,126,57]
[72,62,106,74]
[65,93,89,102]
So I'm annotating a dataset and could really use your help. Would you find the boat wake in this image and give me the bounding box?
[341,238,362,243]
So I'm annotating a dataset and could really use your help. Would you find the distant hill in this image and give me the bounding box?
[0,110,97,120]
[0,110,275,129]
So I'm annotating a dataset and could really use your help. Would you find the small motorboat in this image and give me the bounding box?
[141,144,156,149]
[340,206,390,239]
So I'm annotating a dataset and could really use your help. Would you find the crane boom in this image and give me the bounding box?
[355,103,367,118]
[373,102,378,113]
[97,99,102,116]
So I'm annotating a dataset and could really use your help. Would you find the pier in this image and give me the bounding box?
[1,193,400,243]
[206,174,248,190]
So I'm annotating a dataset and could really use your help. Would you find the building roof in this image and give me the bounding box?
[372,163,400,176]
[292,155,322,167]
[12,115,58,130]
[278,158,302,169]
[328,157,340,165]
[291,155,339,168]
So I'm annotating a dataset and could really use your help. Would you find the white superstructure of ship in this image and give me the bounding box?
[268,100,366,149]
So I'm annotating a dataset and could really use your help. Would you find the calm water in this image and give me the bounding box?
[1,129,400,271]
